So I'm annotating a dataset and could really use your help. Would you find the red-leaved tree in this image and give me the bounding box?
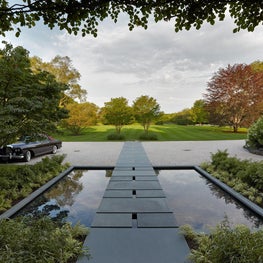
[204,64,263,132]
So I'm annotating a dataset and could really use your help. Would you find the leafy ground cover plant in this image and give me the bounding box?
[201,150,263,206]
[180,219,263,263]
[0,155,70,213]
[0,216,88,262]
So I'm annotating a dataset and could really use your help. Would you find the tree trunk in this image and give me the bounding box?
[233,124,239,133]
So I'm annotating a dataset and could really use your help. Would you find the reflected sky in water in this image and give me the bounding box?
[14,170,110,226]
[158,170,263,232]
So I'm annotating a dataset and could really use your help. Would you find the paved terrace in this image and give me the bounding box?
[77,142,190,263]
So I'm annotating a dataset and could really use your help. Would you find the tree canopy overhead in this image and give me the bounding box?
[0,1,262,37]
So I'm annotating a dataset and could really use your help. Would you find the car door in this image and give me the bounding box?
[21,136,41,157]
[37,135,52,154]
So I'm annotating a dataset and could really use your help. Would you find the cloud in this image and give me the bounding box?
[2,14,263,112]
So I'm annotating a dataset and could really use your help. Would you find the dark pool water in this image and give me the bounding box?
[14,169,263,231]
[14,170,111,226]
[158,169,263,232]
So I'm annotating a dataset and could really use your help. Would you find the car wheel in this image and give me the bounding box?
[52,145,58,154]
[24,151,31,162]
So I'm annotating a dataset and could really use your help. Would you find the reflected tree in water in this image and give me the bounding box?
[13,170,84,224]
[205,179,263,228]
[45,170,84,206]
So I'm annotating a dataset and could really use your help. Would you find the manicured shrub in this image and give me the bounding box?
[107,133,125,140]
[246,116,263,148]
[237,162,263,191]
[138,132,158,140]
[0,217,88,262]
[210,150,248,176]
[181,220,263,263]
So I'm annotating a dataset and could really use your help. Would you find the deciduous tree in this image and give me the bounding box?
[0,42,68,146]
[204,64,263,132]
[133,95,161,133]
[101,97,132,134]
[62,102,99,135]
[0,1,262,37]
[251,60,263,72]
[191,99,209,125]
[30,56,87,106]
[171,108,193,125]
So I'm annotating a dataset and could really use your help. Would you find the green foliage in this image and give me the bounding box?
[210,150,248,175]
[237,162,263,191]
[170,108,194,125]
[62,102,99,135]
[0,155,69,213]
[201,150,263,205]
[181,220,263,263]
[246,116,263,148]
[107,133,125,141]
[0,217,88,262]
[101,97,133,134]
[138,132,158,141]
[30,55,87,106]
[0,42,68,146]
[133,95,161,133]
[251,60,263,73]
[191,100,209,125]
[0,1,262,37]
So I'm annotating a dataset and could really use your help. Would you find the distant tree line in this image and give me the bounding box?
[163,61,263,133]
[1,42,262,145]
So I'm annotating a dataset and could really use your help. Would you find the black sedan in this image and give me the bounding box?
[0,135,62,162]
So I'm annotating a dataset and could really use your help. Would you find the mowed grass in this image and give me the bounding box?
[53,124,247,142]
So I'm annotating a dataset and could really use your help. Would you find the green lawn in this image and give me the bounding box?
[53,124,248,142]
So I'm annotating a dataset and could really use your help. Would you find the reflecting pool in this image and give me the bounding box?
[157,169,263,232]
[14,170,111,226]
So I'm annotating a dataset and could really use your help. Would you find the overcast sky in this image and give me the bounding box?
[2,14,263,113]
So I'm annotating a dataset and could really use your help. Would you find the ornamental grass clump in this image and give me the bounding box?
[181,220,263,263]
[0,217,88,262]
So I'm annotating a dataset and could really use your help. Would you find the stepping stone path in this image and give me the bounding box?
[77,142,190,263]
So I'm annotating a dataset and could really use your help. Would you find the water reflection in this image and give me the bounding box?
[158,170,263,232]
[14,170,110,226]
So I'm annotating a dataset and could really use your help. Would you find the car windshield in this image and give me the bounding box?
[18,135,49,143]
[18,136,32,143]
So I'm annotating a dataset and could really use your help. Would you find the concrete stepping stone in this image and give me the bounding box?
[97,198,171,213]
[77,228,190,263]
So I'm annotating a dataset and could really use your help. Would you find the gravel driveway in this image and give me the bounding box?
[27,140,262,166]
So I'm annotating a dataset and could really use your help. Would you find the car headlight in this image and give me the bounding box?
[14,148,22,154]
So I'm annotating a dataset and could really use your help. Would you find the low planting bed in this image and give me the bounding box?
[0,155,88,262]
